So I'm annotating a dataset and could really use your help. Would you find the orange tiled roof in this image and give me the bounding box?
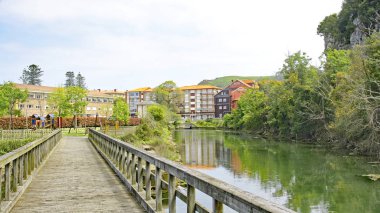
[128,87,152,92]
[87,90,113,97]
[179,85,221,90]
[242,79,254,84]
[15,83,118,98]
[102,89,126,94]
[15,83,57,93]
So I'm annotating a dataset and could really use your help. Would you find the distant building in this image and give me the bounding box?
[214,88,230,118]
[179,85,221,120]
[102,89,126,99]
[136,101,156,118]
[15,84,125,118]
[126,87,153,117]
[214,80,258,118]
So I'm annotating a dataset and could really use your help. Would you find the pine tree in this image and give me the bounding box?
[65,71,75,87]
[76,72,86,88]
[20,64,43,85]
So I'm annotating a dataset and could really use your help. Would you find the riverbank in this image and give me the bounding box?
[166,129,380,212]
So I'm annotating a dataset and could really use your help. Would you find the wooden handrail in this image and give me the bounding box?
[0,129,62,212]
[89,128,295,213]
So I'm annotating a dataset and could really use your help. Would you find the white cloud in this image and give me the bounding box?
[0,0,343,89]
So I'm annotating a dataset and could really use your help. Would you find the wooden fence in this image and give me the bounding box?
[0,129,53,141]
[0,130,62,212]
[89,129,295,213]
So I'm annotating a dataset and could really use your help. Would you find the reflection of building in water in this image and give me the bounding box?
[181,131,232,169]
[231,151,243,173]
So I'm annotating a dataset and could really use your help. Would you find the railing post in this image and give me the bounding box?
[24,152,28,179]
[19,155,24,186]
[145,161,151,200]
[187,184,195,213]
[5,163,10,200]
[118,147,122,170]
[126,152,131,179]
[155,167,163,211]
[121,148,126,174]
[131,154,136,185]
[137,157,143,192]
[213,199,223,213]
[28,150,33,175]
[12,159,18,192]
[169,174,176,213]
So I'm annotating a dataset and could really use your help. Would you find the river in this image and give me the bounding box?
[167,129,380,213]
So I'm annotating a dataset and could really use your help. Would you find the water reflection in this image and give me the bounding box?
[172,130,380,213]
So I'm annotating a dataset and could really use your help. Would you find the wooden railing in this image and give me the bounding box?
[0,129,53,141]
[89,129,295,213]
[0,129,62,212]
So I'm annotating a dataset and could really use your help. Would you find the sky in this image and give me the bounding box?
[0,0,343,90]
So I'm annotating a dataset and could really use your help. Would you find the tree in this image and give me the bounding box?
[48,87,70,117]
[0,82,28,129]
[333,33,380,155]
[20,64,43,85]
[65,71,75,87]
[112,98,130,124]
[76,72,86,88]
[65,86,87,129]
[153,81,183,113]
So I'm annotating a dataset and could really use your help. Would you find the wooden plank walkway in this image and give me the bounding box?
[11,136,145,213]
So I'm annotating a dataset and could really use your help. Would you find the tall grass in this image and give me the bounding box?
[0,138,36,156]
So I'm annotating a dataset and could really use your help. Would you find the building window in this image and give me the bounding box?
[223,106,227,109]
[36,105,41,109]
[29,94,34,98]
[223,98,227,102]
[19,104,24,108]
[219,106,222,110]
[36,95,42,99]
[27,105,33,109]
[219,113,223,118]
[92,107,96,110]
[218,99,222,103]
[86,107,91,110]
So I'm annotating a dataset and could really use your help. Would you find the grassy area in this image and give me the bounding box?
[61,126,136,137]
[61,127,89,136]
[193,118,224,128]
[198,75,276,88]
[0,138,37,156]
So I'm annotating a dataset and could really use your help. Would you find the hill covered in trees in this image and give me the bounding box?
[318,0,379,50]
[198,76,276,88]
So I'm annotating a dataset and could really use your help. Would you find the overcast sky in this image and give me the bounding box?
[0,0,343,90]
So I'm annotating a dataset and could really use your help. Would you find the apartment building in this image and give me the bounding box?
[126,87,153,117]
[179,85,221,120]
[15,84,125,117]
[15,84,55,117]
[214,80,258,118]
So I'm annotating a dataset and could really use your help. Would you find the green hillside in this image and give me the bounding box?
[198,76,276,88]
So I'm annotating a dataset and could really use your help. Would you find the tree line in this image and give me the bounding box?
[19,64,87,88]
[224,33,380,156]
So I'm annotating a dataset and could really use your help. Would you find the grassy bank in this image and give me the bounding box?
[0,138,37,155]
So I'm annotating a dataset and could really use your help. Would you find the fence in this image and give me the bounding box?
[88,129,295,213]
[0,130,62,212]
[0,129,53,141]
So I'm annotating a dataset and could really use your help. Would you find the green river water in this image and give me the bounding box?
[169,129,380,213]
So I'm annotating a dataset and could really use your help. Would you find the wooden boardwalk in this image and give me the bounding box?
[11,136,145,213]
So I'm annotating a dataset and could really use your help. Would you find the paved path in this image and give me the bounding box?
[12,136,145,213]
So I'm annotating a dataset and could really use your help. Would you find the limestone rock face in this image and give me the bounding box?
[350,18,366,46]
